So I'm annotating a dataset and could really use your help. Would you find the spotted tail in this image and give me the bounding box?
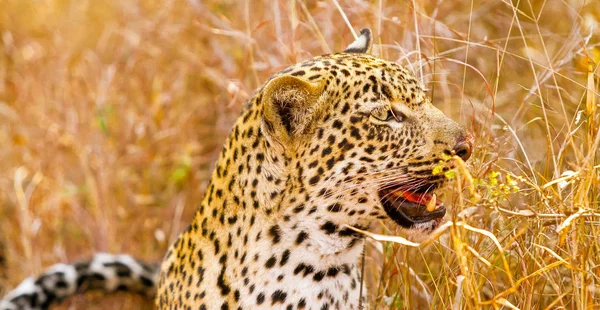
[0,253,158,310]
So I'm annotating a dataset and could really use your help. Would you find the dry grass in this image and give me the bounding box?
[1,0,599,309]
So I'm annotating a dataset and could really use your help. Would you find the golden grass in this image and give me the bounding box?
[0,0,598,308]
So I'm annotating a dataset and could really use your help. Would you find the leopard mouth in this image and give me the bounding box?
[379,184,446,229]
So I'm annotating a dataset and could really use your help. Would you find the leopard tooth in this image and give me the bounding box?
[426,194,437,212]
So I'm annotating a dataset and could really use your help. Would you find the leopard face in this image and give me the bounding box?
[156,28,471,310]
[273,53,471,238]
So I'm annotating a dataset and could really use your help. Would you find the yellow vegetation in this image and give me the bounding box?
[0,0,598,308]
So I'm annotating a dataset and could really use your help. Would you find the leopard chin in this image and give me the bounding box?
[402,217,446,242]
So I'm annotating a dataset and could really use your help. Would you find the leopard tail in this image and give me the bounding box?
[0,253,158,310]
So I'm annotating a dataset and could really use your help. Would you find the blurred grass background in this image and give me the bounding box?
[0,0,599,309]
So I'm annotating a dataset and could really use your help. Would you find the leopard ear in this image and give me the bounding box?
[344,28,372,54]
[261,75,323,143]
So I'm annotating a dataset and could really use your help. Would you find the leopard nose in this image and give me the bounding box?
[453,138,472,161]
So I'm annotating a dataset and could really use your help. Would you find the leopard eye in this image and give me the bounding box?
[370,107,392,121]
[371,107,406,122]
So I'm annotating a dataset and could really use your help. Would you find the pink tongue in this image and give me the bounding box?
[400,191,441,206]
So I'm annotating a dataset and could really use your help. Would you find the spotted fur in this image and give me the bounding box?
[0,254,157,310]
[1,28,471,310]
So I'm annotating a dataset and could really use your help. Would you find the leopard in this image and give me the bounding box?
[0,28,471,310]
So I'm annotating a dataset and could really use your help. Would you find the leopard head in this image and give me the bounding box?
[259,28,472,239]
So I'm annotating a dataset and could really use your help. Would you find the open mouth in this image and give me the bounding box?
[379,184,446,229]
